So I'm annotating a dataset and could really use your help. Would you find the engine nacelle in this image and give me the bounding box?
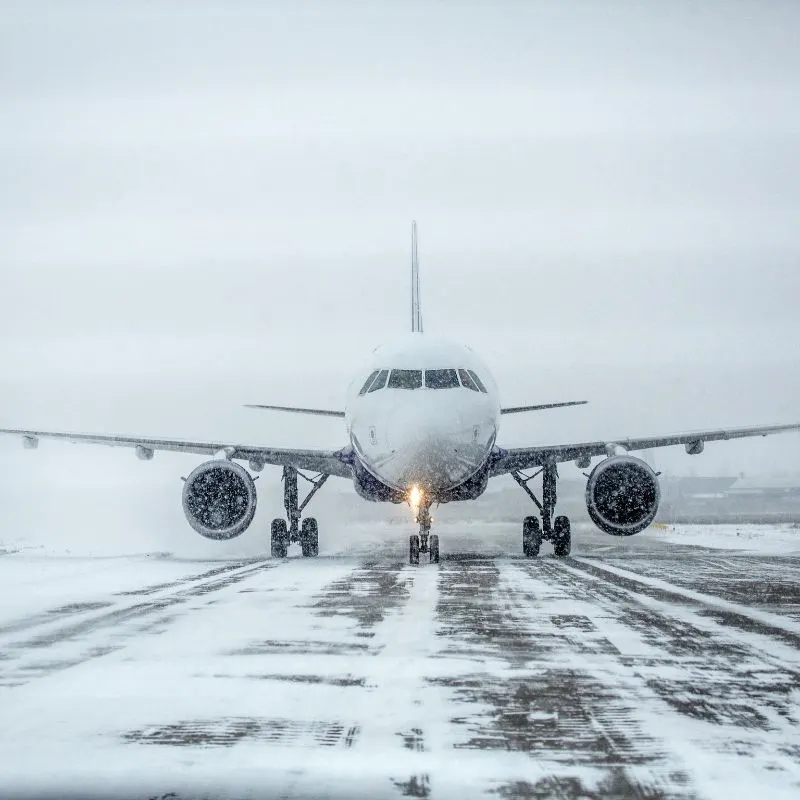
[182,460,257,540]
[585,455,660,536]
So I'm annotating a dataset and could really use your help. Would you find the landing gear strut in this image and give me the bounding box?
[511,462,571,558]
[409,497,439,566]
[270,466,329,558]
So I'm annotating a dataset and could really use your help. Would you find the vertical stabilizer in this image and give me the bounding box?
[411,220,423,332]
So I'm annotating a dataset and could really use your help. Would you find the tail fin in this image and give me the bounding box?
[411,220,423,332]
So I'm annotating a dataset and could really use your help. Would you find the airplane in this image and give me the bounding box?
[2,222,799,565]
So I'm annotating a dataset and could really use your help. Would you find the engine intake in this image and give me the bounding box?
[585,455,660,536]
[182,460,257,540]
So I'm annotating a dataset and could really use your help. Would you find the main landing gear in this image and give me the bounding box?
[512,462,571,558]
[409,498,439,566]
[270,466,329,558]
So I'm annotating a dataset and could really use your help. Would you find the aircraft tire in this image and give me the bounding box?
[523,516,542,557]
[429,534,440,564]
[271,518,289,558]
[300,518,319,557]
[553,516,571,557]
[409,534,420,566]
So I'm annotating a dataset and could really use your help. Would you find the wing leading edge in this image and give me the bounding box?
[244,404,345,418]
[491,422,800,475]
[0,428,352,478]
[500,400,588,414]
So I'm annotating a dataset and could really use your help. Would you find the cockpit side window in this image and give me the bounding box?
[387,369,423,389]
[367,369,389,393]
[467,369,488,393]
[359,370,380,395]
[458,369,480,392]
[425,369,460,389]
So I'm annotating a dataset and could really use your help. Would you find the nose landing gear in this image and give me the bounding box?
[409,497,439,565]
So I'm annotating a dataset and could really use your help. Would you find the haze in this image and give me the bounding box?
[2,0,799,489]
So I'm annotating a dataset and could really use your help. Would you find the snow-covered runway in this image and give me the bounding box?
[2,523,800,799]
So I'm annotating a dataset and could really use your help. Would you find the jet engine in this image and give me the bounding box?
[585,455,660,536]
[182,460,257,540]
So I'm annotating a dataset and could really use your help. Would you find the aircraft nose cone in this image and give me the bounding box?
[385,414,486,491]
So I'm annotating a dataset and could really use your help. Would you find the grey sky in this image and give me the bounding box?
[1,0,799,478]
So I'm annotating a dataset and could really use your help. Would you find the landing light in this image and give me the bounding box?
[409,485,423,508]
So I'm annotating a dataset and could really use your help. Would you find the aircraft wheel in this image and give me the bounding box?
[271,518,289,558]
[429,534,440,564]
[553,516,571,557]
[523,516,542,557]
[300,518,319,558]
[409,534,420,566]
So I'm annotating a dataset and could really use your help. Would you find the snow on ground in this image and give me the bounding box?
[1,518,800,798]
[648,522,800,553]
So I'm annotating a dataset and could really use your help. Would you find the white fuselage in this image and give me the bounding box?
[345,334,500,497]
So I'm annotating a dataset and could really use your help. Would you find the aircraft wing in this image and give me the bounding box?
[500,400,588,414]
[244,404,345,418]
[491,422,800,475]
[0,427,352,478]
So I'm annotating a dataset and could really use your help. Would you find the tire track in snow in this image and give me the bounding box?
[0,559,278,687]
[431,556,693,799]
[571,556,800,645]
[0,559,266,640]
[528,558,800,797]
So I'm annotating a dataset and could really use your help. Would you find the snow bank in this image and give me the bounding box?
[648,523,800,553]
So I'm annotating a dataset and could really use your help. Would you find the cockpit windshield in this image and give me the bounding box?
[458,369,480,392]
[361,368,486,393]
[387,369,423,390]
[358,370,380,395]
[467,369,488,393]
[367,369,389,392]
[425,369,460,389]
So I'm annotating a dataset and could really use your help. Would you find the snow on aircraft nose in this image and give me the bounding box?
[381,412,490,491]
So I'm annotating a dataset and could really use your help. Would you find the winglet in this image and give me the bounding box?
[411,220,423,333]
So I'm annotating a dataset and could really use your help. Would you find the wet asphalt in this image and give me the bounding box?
[1,524,799,799]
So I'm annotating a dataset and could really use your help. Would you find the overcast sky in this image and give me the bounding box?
[1,0,799,478]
